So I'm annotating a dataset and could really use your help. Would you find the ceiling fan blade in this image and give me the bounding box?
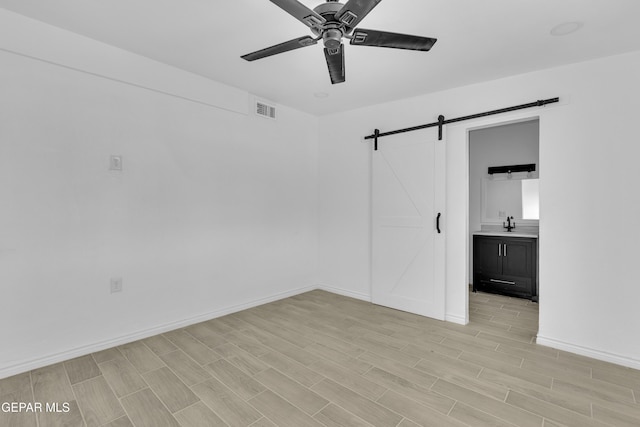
[269,0,326,29]
[350,28,437,51]
[335,0,383,29]
[324,44,345,84]
[241,36,318,61]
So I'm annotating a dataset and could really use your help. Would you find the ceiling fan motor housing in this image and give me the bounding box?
[323,28,343,49]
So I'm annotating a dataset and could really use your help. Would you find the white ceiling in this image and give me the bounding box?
[2,0,640,115]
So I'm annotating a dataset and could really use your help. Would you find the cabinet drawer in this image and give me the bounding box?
[476,274,532,297]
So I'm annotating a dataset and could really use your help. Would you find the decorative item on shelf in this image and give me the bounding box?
[503,216,515,232]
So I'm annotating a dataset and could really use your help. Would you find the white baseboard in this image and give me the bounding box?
[14,284,597,379]
[0,285,315,380]
[316,284,371,302]
[317,284,469,326]
[445,313,468,325]
[536,335,640,371]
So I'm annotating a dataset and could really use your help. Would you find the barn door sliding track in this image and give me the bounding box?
[365,97,559,150]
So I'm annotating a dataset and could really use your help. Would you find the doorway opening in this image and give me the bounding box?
[467,118,540,335]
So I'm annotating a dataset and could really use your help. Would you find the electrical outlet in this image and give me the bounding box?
[110,277,123,293]
[498,210,507,218]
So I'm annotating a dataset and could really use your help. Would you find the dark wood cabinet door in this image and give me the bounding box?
[501,238,534,278]
[474,236,502,277]
[473,235,537,299]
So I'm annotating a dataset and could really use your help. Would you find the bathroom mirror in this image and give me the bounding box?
[481,176,539,224]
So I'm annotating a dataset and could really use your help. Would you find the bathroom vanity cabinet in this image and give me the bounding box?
[473,234,537,301]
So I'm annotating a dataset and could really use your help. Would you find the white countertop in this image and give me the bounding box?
[473,230,538,238]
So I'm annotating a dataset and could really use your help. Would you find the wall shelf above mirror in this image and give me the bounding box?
[482,173,539,224]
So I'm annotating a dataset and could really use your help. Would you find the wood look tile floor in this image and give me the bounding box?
[2,290,640,427]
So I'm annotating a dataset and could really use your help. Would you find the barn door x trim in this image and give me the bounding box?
[365,97,559,150]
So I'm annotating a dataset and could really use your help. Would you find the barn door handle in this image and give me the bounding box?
[436,212,441,234]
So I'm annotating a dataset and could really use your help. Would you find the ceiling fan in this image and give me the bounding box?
[241,0,437,84]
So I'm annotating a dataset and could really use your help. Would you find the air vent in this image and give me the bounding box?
[255,100,277,120]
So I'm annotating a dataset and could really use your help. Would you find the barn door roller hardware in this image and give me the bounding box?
[365,97,559,150]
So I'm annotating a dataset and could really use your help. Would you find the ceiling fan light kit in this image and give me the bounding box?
[241,0,437,84]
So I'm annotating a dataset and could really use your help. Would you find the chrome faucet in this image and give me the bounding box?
[503,216,515,232]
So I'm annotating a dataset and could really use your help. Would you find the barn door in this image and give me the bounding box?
[372,128,445,320]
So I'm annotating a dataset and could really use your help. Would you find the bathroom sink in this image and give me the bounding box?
[473,230,538,238]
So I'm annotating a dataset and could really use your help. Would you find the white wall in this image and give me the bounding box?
[468,120,539,281]
[3,10,640,376]
[0,11,319,377]
[318,51,640,368]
